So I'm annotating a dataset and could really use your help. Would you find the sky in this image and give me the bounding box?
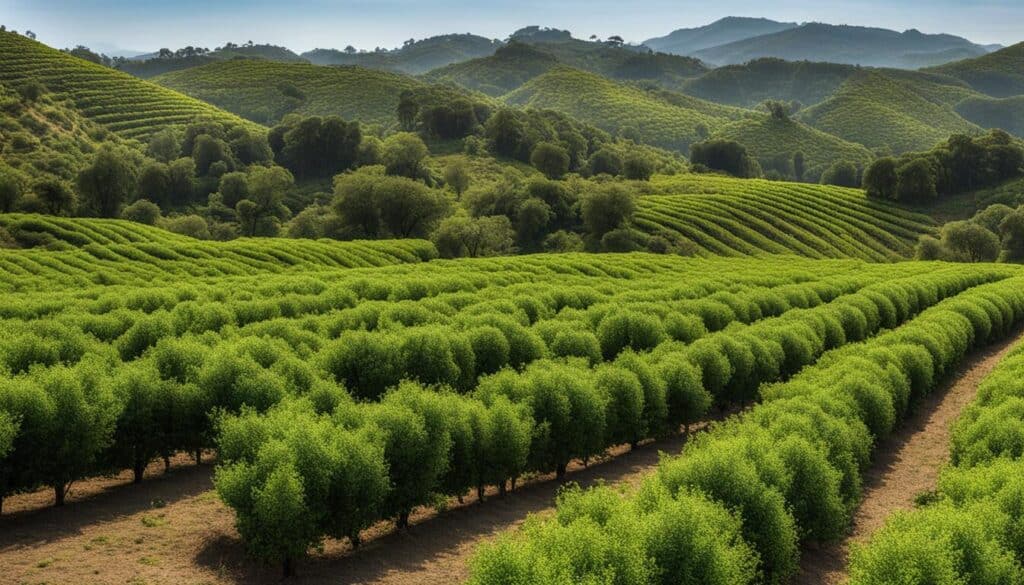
[2,0,1021,55]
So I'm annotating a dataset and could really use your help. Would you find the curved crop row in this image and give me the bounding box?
[847,338,1024,584]
[468,273,1024,585]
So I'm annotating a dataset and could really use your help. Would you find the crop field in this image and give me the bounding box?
[634,175,935,260]
[2,229,1023,580]
[847,337,1024,583]
[0,32,256,141]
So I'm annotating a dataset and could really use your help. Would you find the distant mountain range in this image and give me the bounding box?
[648,18,1000,69]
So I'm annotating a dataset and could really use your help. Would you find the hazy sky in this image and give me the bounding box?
[2,0,1021,55]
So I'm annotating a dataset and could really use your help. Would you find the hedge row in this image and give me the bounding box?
[468,275,1024,585]
[209,268,1000,573]
[847,339,1024,584]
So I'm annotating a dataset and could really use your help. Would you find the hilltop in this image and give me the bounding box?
[423,43,560,96]
[928,42,1024,97]
[302,34,501,74]
[0,31,257,141]
[693,22,992,69]
[503,66,744,152]
[118,44,308,78]
[153,60,444,126]
[712,114,874,179]
[796,71,981,153]
[644,17,797,56]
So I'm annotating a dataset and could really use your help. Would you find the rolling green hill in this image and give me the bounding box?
[955,95,1024,137]
[797,71,981,153]
[633,174,935,261]
[694,22,991,69]
[423,43,559,96]
[119,44,308,78]
[503,66,746,152]
[712,114,874,179]
[927,42,1024,97]
[302,34,501,74]
[153,59,475,126]
[0,31,257,141]
[680,58,857,108]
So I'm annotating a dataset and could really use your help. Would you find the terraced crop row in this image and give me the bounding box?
[468,272,1024,585]
[634,175,936,260]
[0,32,258,141]
[847,338,1024,584]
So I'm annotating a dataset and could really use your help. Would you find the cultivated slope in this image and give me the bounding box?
[0,32,257,141]
[503,66,746,152]
[797,71,981,153]
[633,174,934,260]
[927,41,1024,97]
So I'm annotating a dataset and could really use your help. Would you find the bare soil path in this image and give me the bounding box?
[795,332,1024,585]
[0,420,712,585]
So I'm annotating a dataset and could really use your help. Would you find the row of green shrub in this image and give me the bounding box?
[467,274,1024,585]
[847,338,1024,584]
[205,268,1000,574]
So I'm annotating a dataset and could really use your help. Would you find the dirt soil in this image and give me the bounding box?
[795,332,1024,585]
[0,420,713,584]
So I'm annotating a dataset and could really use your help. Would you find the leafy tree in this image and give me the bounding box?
[820,161,859,188]
[764,100,790,120]
[396,90,419,132]
[0,412,16,466]
[793,151,806,181]
[168,158,197,204]
[77,145,138,217]
[444,161,471,196]
[863,157,898,200]
[516,198,553,251]
[332,171,383,238]
[137,162,171,207]
[121,199,162,225]
[378,177,449,237]
[623,154,655,181]
[940,221,1000,262]
[382,133,429,179]
[999,208,1024,262]
[896,159,937,202]
[432,214,515,258]
[0,165,27,213]
[237,166,294,237]
[273,116,361,180]
[581,184,636,239]
[216,172,250,208]
[485,109,527,159]
[588,148,623,176]
[33,179,75,215]
[192,134,234,176]
[16,80,45,103]
[107,365,174,483]
[530,142,570,180]
[690,140,761,178]
[228,127,273,166]
[147,129,181,163]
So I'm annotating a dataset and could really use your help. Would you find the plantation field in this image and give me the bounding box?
[2,230,1024,579]
[0,32,257,141]
[0,214,436,291]
[633,175,935,260]
[502,66,746,152]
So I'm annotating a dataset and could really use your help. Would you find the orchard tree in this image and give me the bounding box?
[820,161,859,188]
[77,145,138,217]
[137,162,172,207]
[895,159,937,202]
[863,157,898,199]
[999,208,1024,262]
[581,184,636,239]
[431,214,514,258]
[122,199,162,225]
[377,177,449,237]
[941,221,1000,262]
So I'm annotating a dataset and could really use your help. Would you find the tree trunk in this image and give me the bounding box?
[556,463,567,479]
[53,484,66,507]
[457,494,464,504]
[194,449,202,465]
[498,481,507,497]
[397,510,410,530]
[133,459,145,484]
[511,476,518,491]
[350,533,361,549]
[630,440,638,450]
[0,494,4,515]
[163,455,171,473]
[476,484,485,502]
[283,556,294,578]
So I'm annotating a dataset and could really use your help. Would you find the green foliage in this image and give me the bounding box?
[689,139,762,178]
[820,161,859,187]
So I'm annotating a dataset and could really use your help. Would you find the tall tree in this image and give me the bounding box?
[77,145,138,218]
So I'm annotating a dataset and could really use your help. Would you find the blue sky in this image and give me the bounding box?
[2,0,1021,55]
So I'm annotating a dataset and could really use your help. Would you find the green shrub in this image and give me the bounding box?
[597,310,667,359]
